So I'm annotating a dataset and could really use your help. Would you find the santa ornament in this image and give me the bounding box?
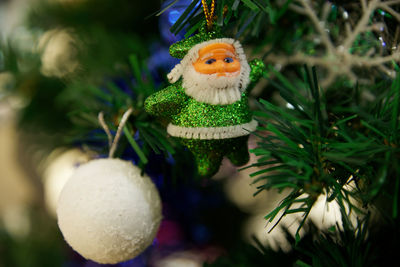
[145,6,265,176]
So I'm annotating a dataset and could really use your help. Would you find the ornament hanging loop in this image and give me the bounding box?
[98,107,133,158]
[202,0,215,30]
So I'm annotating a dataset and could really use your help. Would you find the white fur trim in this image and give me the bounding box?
[167,38,251,105]
[167,119,258,140]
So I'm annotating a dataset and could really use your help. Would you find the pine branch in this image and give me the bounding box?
[59,54,177,165]
[267,0,400,87]
[157,0,294,39]
[249,66,400,234]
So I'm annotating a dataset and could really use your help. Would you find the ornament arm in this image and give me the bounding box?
[246,59,266,93]
[144,82,187,117]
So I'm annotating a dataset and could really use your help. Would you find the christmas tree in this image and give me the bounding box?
[0,0,399,266]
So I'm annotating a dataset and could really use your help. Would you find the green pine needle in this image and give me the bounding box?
[249,66,400,235]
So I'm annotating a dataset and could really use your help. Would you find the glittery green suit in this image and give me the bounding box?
[145,59,265,176]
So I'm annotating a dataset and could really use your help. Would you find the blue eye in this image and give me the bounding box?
[224,57,234,63]
[205,58,216,64]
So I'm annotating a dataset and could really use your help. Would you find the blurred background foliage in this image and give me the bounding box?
[0,0,399,266]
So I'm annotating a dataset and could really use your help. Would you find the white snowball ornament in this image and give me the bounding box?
[57,158,162,264]
[57,108,162,264]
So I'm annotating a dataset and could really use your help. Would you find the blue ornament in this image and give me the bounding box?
[158,0,195,45]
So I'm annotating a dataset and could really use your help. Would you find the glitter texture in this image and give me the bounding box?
[145,25,266,176]
[169,22,223,59]
[180,136,250,176]
[249,59,266,85]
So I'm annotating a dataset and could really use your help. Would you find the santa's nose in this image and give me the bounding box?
[215,61,226,74]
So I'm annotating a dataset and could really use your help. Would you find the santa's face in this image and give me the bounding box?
[193,43,241,77]
[169,39,250,105]
[181,43,243,105]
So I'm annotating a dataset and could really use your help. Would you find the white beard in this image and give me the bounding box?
[182,65,243,105]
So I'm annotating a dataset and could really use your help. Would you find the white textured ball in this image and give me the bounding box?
[57,158,162,264]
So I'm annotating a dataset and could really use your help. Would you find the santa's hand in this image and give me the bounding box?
[248,59,266,91]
